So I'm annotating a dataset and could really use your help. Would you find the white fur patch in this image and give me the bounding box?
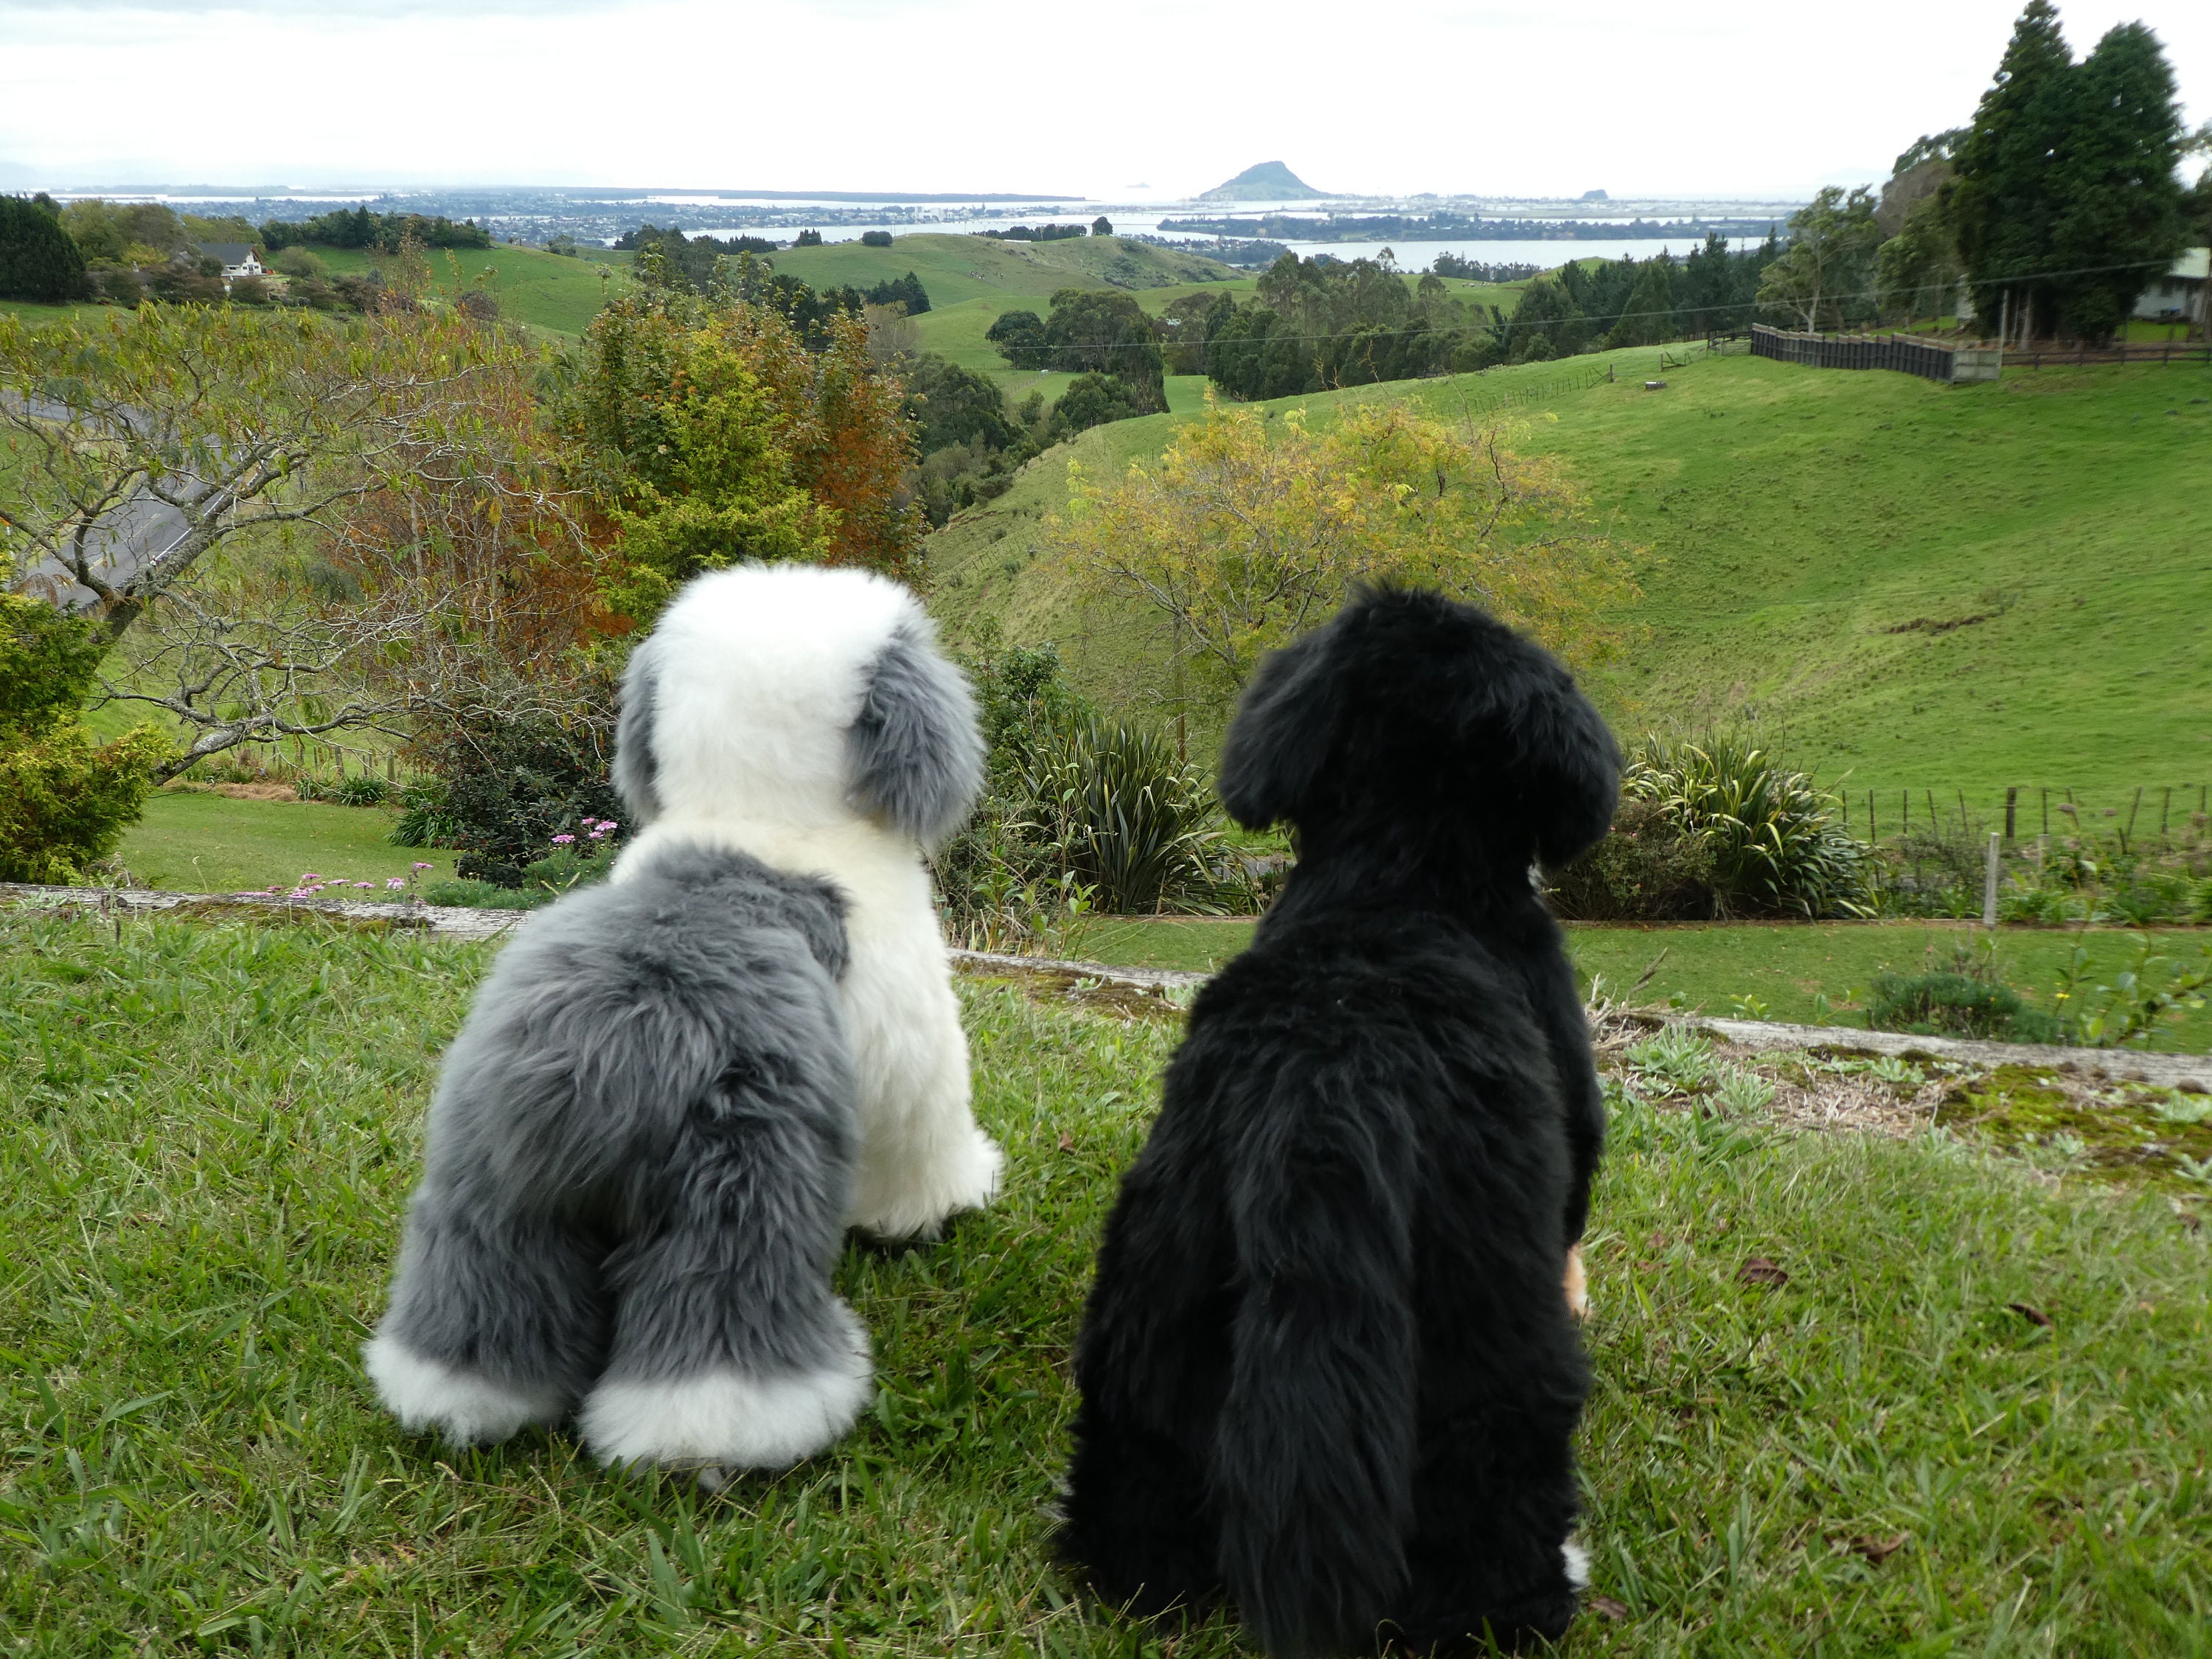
[579,1310,874,1481]
[612,565,1004,1242]
[362,1333,566,1447]
[1562,1538,1591,1591]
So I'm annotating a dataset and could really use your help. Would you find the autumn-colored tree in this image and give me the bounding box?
[1047,396,1638,709]
[566,293,921,619]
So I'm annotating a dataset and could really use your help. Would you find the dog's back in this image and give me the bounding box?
[1063,589,1621,1656]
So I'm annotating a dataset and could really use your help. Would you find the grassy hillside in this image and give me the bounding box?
[925,350,2212,801]
[769,232,1236,310]
[310,243,628,336]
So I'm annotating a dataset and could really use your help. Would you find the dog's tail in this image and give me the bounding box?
[1211,1080,1420,1658]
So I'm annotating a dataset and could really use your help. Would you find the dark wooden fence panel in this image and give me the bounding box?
[1750,324,1965,383]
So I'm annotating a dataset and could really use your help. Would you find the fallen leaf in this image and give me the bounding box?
[2007,1301,2053,1329]
[1848,1533,1908,1565]
[1585,1595,1630,1621]
[1057,1131,1076,1154]
[1738,1256,1790,1288]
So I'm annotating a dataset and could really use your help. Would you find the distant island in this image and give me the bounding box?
[1198,161,1328,202]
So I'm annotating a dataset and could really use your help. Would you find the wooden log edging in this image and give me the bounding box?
[5,886,2205,1089]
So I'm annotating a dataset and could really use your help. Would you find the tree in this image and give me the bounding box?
[565,291,921,613]
[1,305,518,646]
[1950,0,2078,341]
[0,593,168,881]
[1503,277,1585,361]
[1047,397,1638,702]
[0,195,86,303]
[1604,259,1677,347]
[1092,216,1113,236]
[1041,289,1166,410]
[793,229,824,247]
[1877,196,1964,327]
[986,308,1050,369]
[2046,21,2187,340]
[860,230,894,248]
[1756,188,1879,332]
[1048,372,1141,439]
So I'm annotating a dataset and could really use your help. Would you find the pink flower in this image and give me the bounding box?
[355,881,373,890]
[411,861,433,870]
[386,878,406,890]
[552,833,576,846]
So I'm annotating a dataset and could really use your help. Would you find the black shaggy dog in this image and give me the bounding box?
[1060,588,1621,1656]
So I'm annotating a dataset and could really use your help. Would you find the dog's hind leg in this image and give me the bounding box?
[578,1057,872,1486]
[365,1186,606,1447]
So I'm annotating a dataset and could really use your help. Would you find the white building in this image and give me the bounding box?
[2132,247,2208,324]
[194,242,265,281]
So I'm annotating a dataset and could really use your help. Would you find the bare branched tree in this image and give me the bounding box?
[0,305,543,643]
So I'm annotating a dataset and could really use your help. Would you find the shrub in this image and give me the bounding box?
[400,700,622,864]
[0,594,168,883]
[1868,971,2062,1044]
[860,230,893,248]
[299,771,392,807]
[1547,795,1717,920]
[1020,717,1239,916]
[1625,734,1873,918]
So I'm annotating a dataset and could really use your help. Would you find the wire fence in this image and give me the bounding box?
[1842,783,2212,853]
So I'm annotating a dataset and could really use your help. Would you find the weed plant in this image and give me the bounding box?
[5,912,2207,1653]
[1878,813,2211,925]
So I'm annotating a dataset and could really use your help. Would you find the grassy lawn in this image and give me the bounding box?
[115,790,459,894]
[1,910,2207,1653]
[924,350,2212,799]
[1080,917,2212,1053]
[767,234,1237,313]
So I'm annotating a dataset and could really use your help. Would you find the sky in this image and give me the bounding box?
[1,0,2206,201]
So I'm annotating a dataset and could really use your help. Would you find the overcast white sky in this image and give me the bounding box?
[1,0,2205,199]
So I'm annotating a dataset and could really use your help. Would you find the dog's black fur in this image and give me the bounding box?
[1060,589,1621,1657]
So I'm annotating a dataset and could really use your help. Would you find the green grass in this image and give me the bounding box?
[2,911,2208,1654]
[924,349,2212,799]
[115,790,459,894]
[768,233,1237,312]
[305,244,629,336]
[1079,917,2212,1052]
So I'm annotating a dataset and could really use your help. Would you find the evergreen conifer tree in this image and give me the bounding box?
[2048,22,2186,340]
[1950,0,2076,341]
[0,195,87,303]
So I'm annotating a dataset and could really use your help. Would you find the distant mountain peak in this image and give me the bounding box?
[1198,161,1326,201]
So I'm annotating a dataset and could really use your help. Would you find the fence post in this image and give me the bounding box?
[1983,832,2000,930]
[2005,785,2017,841]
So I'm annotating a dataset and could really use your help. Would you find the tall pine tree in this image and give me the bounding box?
[2048,22,2186,340]
[1950,0,2076,341]
[0,195,86,304]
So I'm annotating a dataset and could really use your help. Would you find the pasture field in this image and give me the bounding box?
[1080,917,2212,1054]
[925,349,2212,799]
[307,243,627,336]
[1,909,2207,1655]
[767,232,1237,310]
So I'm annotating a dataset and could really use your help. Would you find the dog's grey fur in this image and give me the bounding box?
[369,841,860,1454]
[846,619,985,849]
[611,635,664,827]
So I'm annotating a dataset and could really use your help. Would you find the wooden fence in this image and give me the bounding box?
[2007,341,2212,369]
[1750,324,1997,383]
[1843,783,2211,853]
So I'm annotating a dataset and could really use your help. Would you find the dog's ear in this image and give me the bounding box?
[846,619,986,849]
[1217,627,1338,830]
[1498,655,1621,869]
[611,636,663,826]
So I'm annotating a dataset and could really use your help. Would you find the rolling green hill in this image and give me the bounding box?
[925,349,2212,804]
[768,232,1237,309]
[309,243,629,335]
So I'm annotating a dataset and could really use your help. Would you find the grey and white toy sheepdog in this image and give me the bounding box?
[364,563,998,1484]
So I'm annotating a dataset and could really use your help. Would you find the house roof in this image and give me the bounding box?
[2166,247,2209,282]
[195,243,257,264]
